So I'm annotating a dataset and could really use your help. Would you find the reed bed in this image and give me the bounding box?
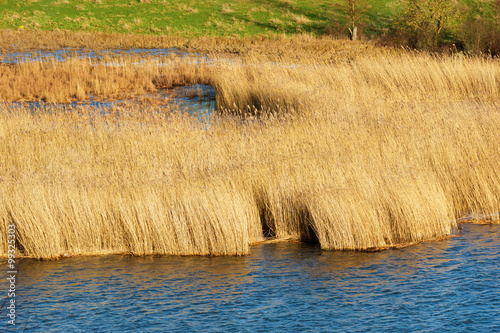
[0,29,382,61]
[0,55,212,103]
[1,45,499,259]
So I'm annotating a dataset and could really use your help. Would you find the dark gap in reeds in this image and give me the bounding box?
[259,207,276,239]
[297,208,320,246]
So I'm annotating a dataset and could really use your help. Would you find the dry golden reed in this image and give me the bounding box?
[0,56,211,103]
[1,39,499,259]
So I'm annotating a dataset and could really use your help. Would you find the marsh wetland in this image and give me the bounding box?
[1,30,499,331]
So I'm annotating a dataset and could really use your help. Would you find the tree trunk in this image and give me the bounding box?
[351,26,358,40]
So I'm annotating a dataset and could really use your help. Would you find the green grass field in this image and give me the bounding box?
[0,0,397,37]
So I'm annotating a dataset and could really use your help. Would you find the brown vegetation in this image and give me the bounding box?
[0,35,499,259]
[0,55,211,103]
[0,29,381,61]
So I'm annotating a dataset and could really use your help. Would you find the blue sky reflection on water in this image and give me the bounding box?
[1,223,498,332]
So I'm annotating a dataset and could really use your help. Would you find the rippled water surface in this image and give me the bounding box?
[2,224,499,332]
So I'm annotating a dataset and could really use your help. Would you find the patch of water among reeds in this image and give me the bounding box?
[2,84,217,121]
[0,47,193,64]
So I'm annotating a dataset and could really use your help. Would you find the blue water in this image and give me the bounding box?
[1,223,498,332]
[2,84,217,120]
[0,48,192,64]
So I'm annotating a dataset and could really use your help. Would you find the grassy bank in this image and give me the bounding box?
[1,42,499,259]
[0,0,394,37]
[2,1,500,54]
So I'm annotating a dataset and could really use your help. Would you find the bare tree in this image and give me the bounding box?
[344,0,369,40]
